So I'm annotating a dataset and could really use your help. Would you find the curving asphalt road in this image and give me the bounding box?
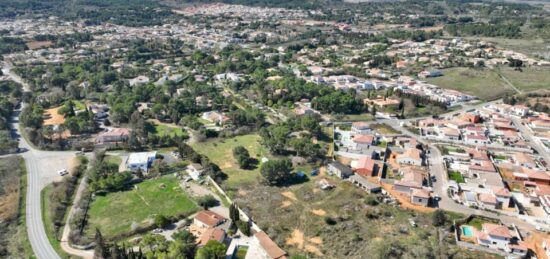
[5,62,75,259]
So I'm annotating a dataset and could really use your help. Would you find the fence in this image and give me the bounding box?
[207,176,262,232]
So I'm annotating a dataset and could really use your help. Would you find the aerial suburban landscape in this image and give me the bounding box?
[1,0,550,258]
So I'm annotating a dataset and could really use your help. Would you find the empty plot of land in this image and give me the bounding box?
[43,107,66,125]
[86,175,197,238]
[191,134,269,188]
[425,67,514,100]
[498,67,550,92]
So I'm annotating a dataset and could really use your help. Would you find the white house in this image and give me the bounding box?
[475,223,511,251]
[126,151,156,172]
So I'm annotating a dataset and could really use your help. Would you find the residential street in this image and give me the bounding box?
[5,62,74,259]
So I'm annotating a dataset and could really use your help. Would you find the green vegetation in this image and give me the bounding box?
[498,67,550,92]
[154,124,187,137]
[0,157,34,258]
[234,178,498,258]
[370,123,401,135]
[87,175,197,238]
[448,171,465,183]
[425,67,514,100]
[41,185,70,258]
[191,134,268,188]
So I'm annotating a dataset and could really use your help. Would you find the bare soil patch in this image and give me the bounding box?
[43,107,66,125]
[26,40,53,50]
[281,191,297,201]
[310,209,327,216]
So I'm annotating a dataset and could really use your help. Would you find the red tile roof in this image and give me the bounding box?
[255,231,287,259]
[482,223,511,239]
[194,210,226,228]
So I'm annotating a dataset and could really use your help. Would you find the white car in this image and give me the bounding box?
[57,169,69,176]
[152,228,163,234]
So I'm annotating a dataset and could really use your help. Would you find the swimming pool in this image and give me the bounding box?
[462,225,474,237]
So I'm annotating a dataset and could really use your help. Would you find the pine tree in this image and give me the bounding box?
[94,228,109,259]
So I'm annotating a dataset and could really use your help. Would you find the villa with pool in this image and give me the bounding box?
[457,220,529,258]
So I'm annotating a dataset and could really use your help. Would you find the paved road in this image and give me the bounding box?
[5,62,75,259]
[377,115,546,231]
[510,116,550,166]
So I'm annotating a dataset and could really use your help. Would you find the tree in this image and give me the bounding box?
[236,220,251,236]
[370,105,377,116]
[229,203,240,222]
[169,230,197,258]
[260,159,293,186]
[432,209,446,227]
[196,240,227,259]
[155,214,170,228]
[94,228,109,259]
[196,195,218,209]
[232,146,251,169]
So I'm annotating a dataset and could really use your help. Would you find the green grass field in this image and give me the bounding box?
[191,134,269,188]
[154,124,187,137]
[87,175,197,238]
[425,67,514,100]
[497,67,550,92]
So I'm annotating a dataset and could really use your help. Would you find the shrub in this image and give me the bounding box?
[154,214,170,228]
[196,195,218,209]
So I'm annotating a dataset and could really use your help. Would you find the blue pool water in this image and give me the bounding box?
[462,226,474,237]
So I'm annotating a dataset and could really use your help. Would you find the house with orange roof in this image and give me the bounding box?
[396,148,423,166]
[476,223,512,251]
[198,228,226,246]
[478,193,498,210]
[475,223,528,256]
[254,231,287,259]
[194,210,227,228]
[352,157,379,177]
[353,134,377,149]
[394,167,425,194]
[513,152,536,169]
[411,189,430,206]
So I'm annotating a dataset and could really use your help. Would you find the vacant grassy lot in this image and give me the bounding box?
[191,134,270,188]
[425,67,514,100]
[498,67,550,92]
[154,124,187,137]
[0,156,33,258]
[87,175,197,238]
[234,178,500,258]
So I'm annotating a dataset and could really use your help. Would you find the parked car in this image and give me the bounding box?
[57,169,68,176]
[152,228,163,234]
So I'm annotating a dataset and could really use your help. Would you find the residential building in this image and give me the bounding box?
[349,174,381,193]
[253,231,287,259]
[198,228,226,246]
[411,189,430,206]
[194,210,226,228]
[95,128,130,144]
[396,148,423,166]
[327,162,353,179]
[353,157,378,177]
[126,151,156,172]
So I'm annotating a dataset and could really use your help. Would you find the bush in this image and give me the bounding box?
[364,196,379,206]
[236,220,251,236]
[324,217,337,225]
[432,209,447,227]
[196,195,218,209]
[154,214,170,228]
